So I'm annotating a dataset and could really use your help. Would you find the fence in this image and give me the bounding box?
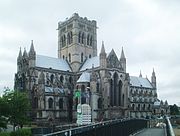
[42,118,148,136]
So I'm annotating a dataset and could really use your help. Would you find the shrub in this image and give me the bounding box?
[10,129,32,136]
[0,132,10,136]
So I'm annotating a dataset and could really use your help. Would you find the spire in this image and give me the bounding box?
[29,40,36,58]
[17,47,22,60]
[139,70,142,77]
[23,48,28,58]
[120,47,126,72]
[100,41,106,54]
[151,68,156,89]
[152,68,155,76]
[30,40,35,52]
[100,41,107,68]
[120,47,126,60]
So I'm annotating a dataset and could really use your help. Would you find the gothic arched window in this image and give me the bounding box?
[122,94,125,106]
[138,104,140,111]
[70,31,73,44]
[87,34,90,45]
[148,104,151,110]
[69,53,71,62]
[81,53,84,63]
[82,32,85,44]
[59,98,63,109]
[61,37,63,47]
[90,36,93,46]
[50,74,54,83]
[64,35,66,45]
[48,98,53,109]
[67,33,70,45]
[118,80,122,106]
[98,98,102,109]
[143,104,146,111]
[78,32,81,43]
[110,79,113,106]
[96,82,100,92]
[60,75,64,83]
[113,73,118,106]
[69,76,72,84]
[62,35,66,47]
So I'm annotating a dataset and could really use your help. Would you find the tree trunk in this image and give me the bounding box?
[13,123,15,131]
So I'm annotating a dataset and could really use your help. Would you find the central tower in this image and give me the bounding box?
[57,13,97,72]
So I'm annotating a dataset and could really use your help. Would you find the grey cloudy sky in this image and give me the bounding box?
[0,0,179,105]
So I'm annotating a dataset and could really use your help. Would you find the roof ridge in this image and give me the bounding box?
[37,54,65,60]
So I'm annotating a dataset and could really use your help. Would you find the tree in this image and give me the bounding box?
[170,104,180,115]
[0,96,9,130]
[3,90,30,131]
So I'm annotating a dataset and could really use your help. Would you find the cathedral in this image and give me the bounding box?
[14,13,169,125]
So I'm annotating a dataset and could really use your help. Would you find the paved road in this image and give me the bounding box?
[135,128,166,136]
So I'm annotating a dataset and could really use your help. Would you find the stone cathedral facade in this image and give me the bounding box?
[14,13,169,125]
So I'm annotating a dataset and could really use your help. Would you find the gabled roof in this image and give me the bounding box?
[107,49,121,68]
[77,72,90,83]
[36,55,71,71]
[80,56,99,71]
[130,76,153,89]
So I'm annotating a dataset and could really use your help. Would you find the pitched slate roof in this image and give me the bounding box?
[36,55,71,71]
[77,72,90,83]
[130,76,153,88]
[80,56,99,71]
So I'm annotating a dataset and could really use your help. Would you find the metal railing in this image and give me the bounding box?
[42,118,148,136]
[165,117,175,136]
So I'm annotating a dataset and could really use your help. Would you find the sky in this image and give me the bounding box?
[0,0,179,105]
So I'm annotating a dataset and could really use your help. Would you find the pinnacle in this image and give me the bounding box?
[18,47,22,59]
[23,48,28,58]
[30,40,35,52]
[100,41,106,54]
[152,68,156,76]
[120,47,126,59]
[139,70,142,77]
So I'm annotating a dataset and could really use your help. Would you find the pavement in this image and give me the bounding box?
[134,128,166,136]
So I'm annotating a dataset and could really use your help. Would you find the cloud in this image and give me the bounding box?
[0,0,179,105]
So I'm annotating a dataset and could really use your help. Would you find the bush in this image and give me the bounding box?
[10,129,32,136]
[0,132,10,136]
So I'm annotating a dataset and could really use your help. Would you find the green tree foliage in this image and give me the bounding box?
[2,89,30,131]
[0,96,9,129]
[170,104,180,115]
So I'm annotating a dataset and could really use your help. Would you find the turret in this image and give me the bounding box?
[28,40,36,67]
[99,41,107,68]
[17,47,22,72]
[120,47,126,72]
[151,68,156,89]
